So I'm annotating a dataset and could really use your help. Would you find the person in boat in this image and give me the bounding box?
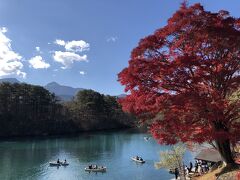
[64,159,67,164]
[140,158,143,161]
[136,156,139,160]
[57,159,60,164]
[89,165,92,169]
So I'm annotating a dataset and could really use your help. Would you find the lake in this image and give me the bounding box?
[0,129,194,180]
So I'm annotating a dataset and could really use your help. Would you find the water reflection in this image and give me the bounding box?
[0,130,193,180]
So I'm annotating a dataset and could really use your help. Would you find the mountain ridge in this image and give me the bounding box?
[0,78,20,84]
[44,81,84,101]
[0,78,125,100]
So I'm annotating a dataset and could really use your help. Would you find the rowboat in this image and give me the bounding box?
[61,162,69,166]
[144,137,150,141]
[169,168,175,174]
[49,161,69,166]
[85,166,107,172]
[49,161,61,166]
[131,157,145,163]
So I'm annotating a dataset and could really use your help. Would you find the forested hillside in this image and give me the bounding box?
[0,83,136,137]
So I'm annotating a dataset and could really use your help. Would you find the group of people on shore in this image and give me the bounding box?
[192,159,212,174]
[174,160,213,179]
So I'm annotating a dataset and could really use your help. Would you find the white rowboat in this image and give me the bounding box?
[144,137,150,141]
[131,157,145,163]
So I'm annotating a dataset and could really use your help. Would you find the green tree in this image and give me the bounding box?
[155,145,186,180]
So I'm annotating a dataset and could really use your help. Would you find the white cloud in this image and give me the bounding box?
[54,39,90,52]
[53,51,87,69]
[0,27,26,78]
[107,36,118,42]
[35,46,43,54]
[1,27,7,33]
[79,71,86,75]
[35,46,40,52]
[65,40,89,52]
[29,55,50,69]
[16,70,26,78]
[55,39,66,46]
[53,39,90,68]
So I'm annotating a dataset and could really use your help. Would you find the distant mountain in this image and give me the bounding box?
[0,78,20,84]
[0,78,124,101]
[44,82,84,101]
[117,94,127,98]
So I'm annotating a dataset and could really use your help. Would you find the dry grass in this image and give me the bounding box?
[192,167,240,180]
[192,167,222,180]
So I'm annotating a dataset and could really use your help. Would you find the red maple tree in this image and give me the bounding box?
[118,3,240,166]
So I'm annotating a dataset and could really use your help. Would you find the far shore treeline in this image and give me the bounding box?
[0,82,136,137]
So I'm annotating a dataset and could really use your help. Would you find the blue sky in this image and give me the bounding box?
[0,0,239,95]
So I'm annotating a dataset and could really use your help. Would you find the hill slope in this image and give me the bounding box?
[44,82,84,101]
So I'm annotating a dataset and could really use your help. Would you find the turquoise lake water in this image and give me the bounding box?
[0,129,194,180]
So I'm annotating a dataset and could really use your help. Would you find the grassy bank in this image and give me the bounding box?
[192,165,240,180]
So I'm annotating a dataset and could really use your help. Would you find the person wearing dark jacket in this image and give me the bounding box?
[194,160,198,173]
[189,162,193,172]
[174,168,179,179]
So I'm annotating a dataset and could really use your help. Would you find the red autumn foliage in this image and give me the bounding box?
[118,3,240,163]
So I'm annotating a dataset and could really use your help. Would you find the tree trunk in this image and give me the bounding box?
[215,139,237,167]
[179,163,186,180]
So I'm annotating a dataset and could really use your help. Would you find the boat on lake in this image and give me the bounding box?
[61,162,69,166]
[169,168,175,174]
[131,156,145,163]
[144,137,150,141]
[85,165,107,172]
[49,161,69,166]
[49,161,61,166]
